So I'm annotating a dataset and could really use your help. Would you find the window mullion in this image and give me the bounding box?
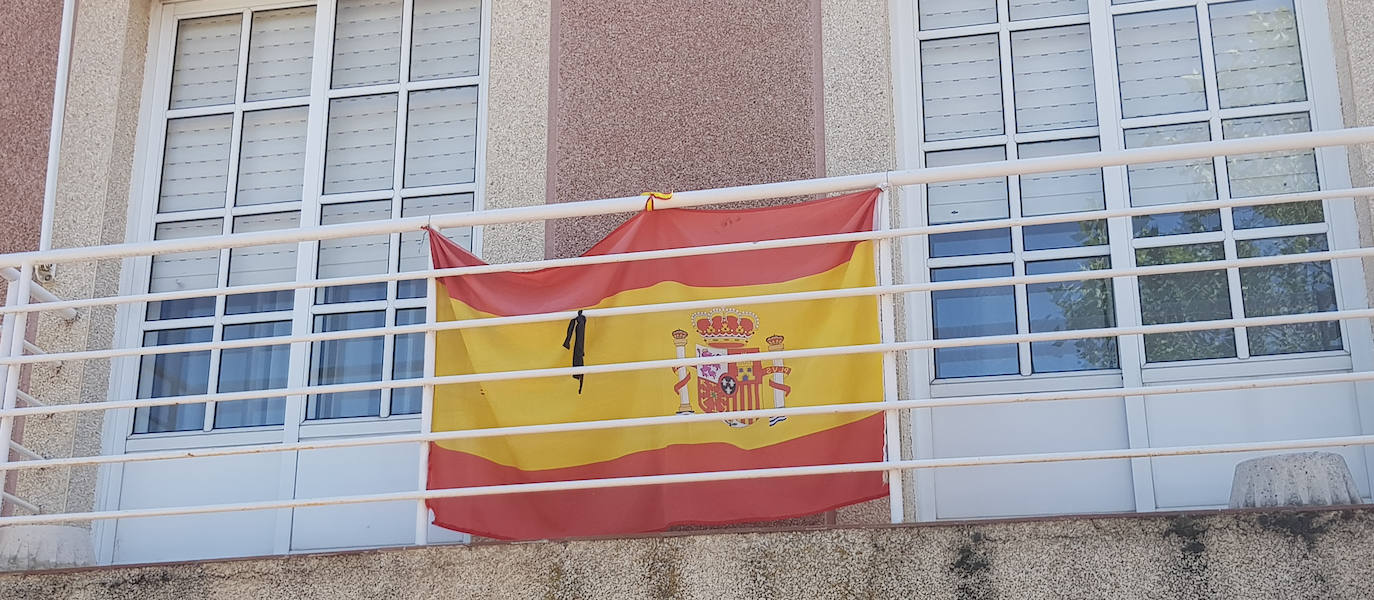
[1195,0,1250,359]
[287,0,338,439]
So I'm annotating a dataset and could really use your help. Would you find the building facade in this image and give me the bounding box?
[4,0,1374,583]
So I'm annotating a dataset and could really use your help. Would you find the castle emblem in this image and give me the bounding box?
[670,308,791,428]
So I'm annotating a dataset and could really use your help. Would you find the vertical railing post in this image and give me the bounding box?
[0,264,34,514]
[414,267,437,545]
[876,185,905,523]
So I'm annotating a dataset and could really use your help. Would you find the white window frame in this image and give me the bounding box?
[95,0,491,562]
[892,0,1374,521]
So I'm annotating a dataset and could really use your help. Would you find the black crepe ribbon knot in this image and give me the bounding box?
[563,310,587,394]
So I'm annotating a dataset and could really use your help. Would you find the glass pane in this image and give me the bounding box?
[323,94,398,194]
[1010,0,1086,20]
[921,35,1003,141]
[398,193,475,299]
[1026,257,1118,373]
[927,146,1008,225]
[317,200,391,304]
[1125,123,1219,237]
[931,264,1019,378]
[1024,220,1108,251]
[1131,210,1223,238]
[1018,138,1104,216]
[411,0,482,81]
[332,0,403,88]
[160,114,234,213]
[237,106,309,206]
[1115,8,1207,118]
[927,146,1010,258]
[1210,0,1306,109]
[215,321,290,428]
[245,7,315,102]
[391,308,427,415]
[227,212,299,314]
[1011,24,1096,133]
[405,86,479,187]
[919,0,997,30]
[1223,113,1321,227]
[1238,235,1342,356]
[134,327,212,434]
[310,311,385,419]
[169,14,242,109]
[1136,243,1236,362]
[148,219,222,320]
[929,229,1012,259]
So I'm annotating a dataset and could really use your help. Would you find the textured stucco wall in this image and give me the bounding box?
[15,0,153,519]
[1327,0,1374,309]
[544,0,827,259]
[0,1,61,518]
[5,507,1374,599]
[0,3,60,256]
[480,0,550,264]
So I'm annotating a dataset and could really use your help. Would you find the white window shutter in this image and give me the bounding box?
[410,0,482,81]
[324,94,398,195]
[159,114,234,213]
[404,87,478,188]
[229,212,301,286]
[1114,8,1207,118]
[1009,0,1086,21]
[1210,0,1306,109]
[245,7,316,102]
[1124,122,1217,207]
[919,0,997,30]
[1018,138,1104,216]
[1011,24,1096,133]
[331,0,403,89]
[399,194,475,273]
[921,35,1003,142]
[1223,113,1317,198]
[237,106,309,206]
[927,146,1009,225]
[150,219,223,293]
[317,201,392,278]
[169,14,242,109]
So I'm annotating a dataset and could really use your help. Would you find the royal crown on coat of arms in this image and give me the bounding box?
[670,308,791,428]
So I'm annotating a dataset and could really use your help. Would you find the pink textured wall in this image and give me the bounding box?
[545,0,826,258]
[0,1,60,517]
[0,3,60,256]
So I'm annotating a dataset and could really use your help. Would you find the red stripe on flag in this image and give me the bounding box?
[427,415,886,540]
[430,189,880,317]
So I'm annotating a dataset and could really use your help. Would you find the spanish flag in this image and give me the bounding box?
[426,189,887,540]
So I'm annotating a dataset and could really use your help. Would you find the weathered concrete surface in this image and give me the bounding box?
[5,508,1374,599]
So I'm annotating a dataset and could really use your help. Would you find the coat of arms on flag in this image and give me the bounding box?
[424,189,888,540]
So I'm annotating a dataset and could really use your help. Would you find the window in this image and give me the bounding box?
[133,0,483,435]
[912,0,1343,380]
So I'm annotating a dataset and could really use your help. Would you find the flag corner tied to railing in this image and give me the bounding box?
[426,188,888,540]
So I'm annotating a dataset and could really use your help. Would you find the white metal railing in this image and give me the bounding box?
[2,128,1374,554]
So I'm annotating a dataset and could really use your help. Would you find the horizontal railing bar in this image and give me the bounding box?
[5,432,1374,526]
[1,128,1372,269]
[4,244,1372,368]
[1,491,39,514]
[0,267,77,321]
[7,441,41,461]
[1,306,1370,421]
[16,391,45,407]
[2,184,1367,318]
[6,369,1374,473]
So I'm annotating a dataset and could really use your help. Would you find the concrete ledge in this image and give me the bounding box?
[4,506,1374,599]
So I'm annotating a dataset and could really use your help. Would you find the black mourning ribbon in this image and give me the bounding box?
[562,310,587,394]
